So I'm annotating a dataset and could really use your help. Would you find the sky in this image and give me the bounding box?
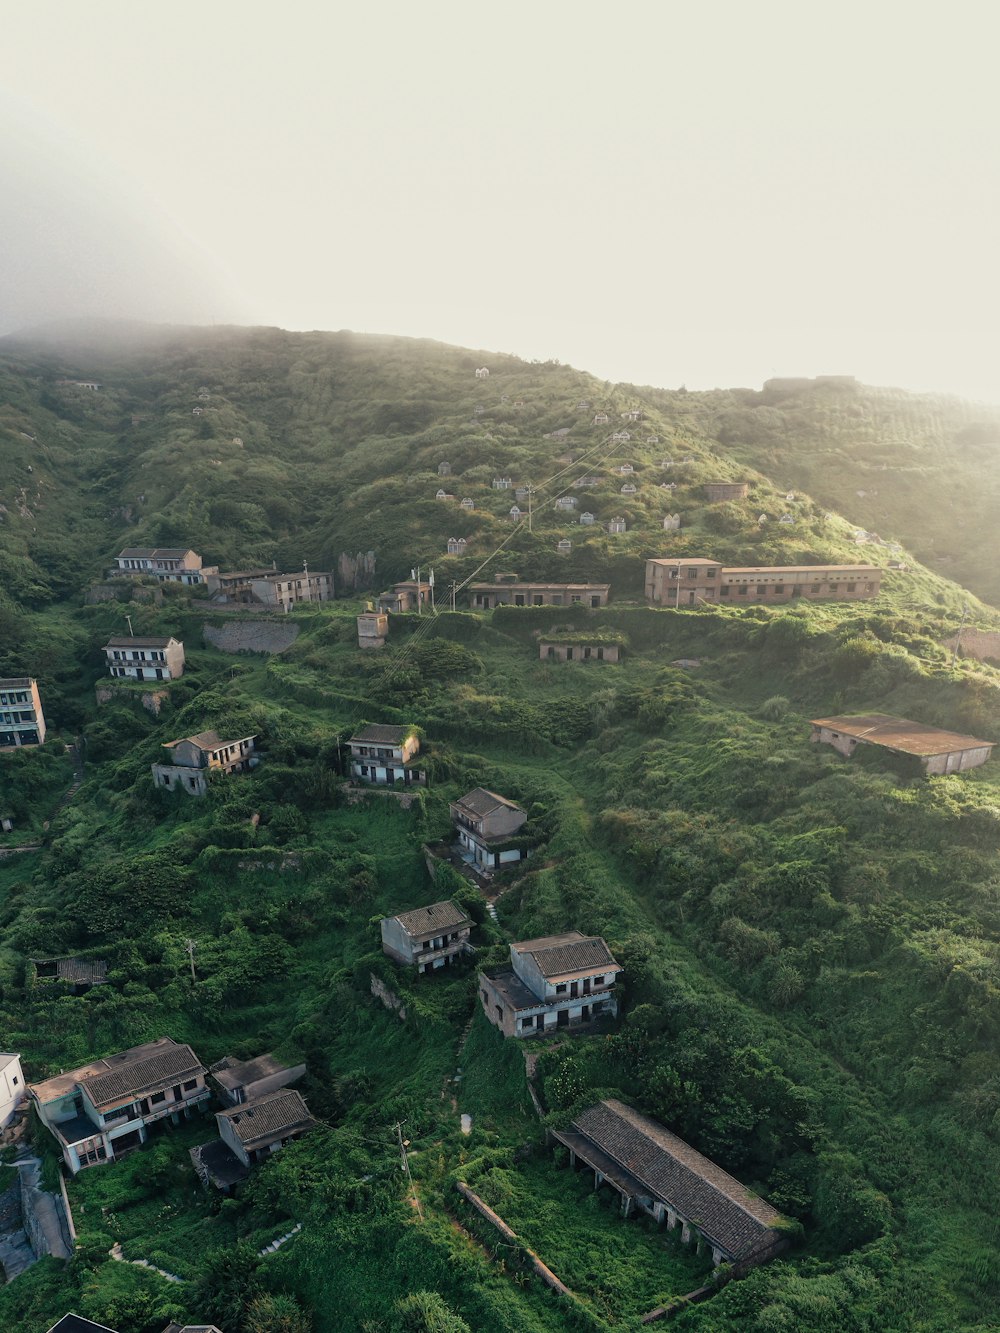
[2,1,999,402]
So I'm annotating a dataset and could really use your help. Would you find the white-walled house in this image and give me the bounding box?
[113,548,215,585]
[479,932,621,1037]
[346,724,427,786]
[0,1052,25,1128]
[104,636,185,681]
[381,900,473,974]
[28,1037,210,1173]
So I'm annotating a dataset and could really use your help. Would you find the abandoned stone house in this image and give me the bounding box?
[380,899,473,973]
[216,1087,317,1168]
[104,636,185,681]
[549,1099,789,1270]
[645,558,882,607]
[468,579,610,609]
[479,932,621,1037]
[113,547,215,585]
[207,567,334,611]
[151,729,257,796]
[0,677,46,748]
[357,611,389,649]
[810,714,994,775]
[539,638,621,663]
[28,1037,210,1174]
[346,723,427,786]
[31,957,109,993]
[451,787,530,870]
[703,482,750,502]
[211,1053,306,1108]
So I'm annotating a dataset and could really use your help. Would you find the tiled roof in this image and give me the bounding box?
[517,935,618,978]
[724,564,879,575]
[117,547,194,559]
[80,1042,205,1110]
[392,900,472,937]
[811,713,992,757]
[570,1100,785,1259]
[453,787,522,817]
[104,637,178,649]
[163,730,255,753]
[217,1088,316,1148]
[46,1316,121,1333]
[55,958,109,986]
[211,1052,291,1091]
[349,724,416,745]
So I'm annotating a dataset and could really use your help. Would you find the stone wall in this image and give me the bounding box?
[95,684,171,715]
[203,622,300,655]
[370,973,407,1020]
[946,629,1000,663]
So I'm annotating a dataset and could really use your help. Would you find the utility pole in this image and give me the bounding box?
[429,568,435,613]
[411,567,422,616]
[183,938,197,985]
[125,614,134,637]
[395,1121,423,1220]
[450,581,457,612]
[952,601,970,670]
[527,485,533,533]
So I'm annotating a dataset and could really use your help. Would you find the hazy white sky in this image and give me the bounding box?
[3,1,999,401]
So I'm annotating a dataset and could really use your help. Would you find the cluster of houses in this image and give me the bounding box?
[22,1035,313,1188]
[111,547,334,612]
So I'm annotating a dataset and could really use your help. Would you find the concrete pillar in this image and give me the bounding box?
[696,1236,705,1255]
[653,1202,665,1224]
[622,1195,634,1218]
[666,1208,677,1229]
[594,1170,604,1189]
[568,1149,576,1168]
[681,1222,692,1244]
[712,1247,724,1267]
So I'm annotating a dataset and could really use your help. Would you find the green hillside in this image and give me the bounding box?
[1,325,999,1332]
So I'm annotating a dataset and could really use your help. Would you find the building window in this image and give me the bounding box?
[705,569,716,578]
[738,585,748,596]
[774,585,785,594]
[720,586,730,596]
[182,1079,199,1092]
[811,584,821,593]
[756,585,767,596]
[150,1091,167,1105]
[556,983,567,993]
[687,569,697,579]
[847,582,856,592]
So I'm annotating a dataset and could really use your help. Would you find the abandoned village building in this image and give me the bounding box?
[151,729,257,796]
[645,557,882,607]
[346,723,427,786]
[549,1099,789,1270]
[811,713,994,774]
[380,900,473,973]
[479,931,621,1037]
[468,579,611,609]
[104,636,185,681]
[0,677,46,748]
[113,548,216,585]
[451,787,530,870]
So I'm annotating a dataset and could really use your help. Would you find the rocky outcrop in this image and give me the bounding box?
[337,550,377,590]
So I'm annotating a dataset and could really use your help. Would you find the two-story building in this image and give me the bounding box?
[249,569,334,611]
[216,1087,316,1168]
[479,931,621,1037]
[113,548,215,584]
[152,729,257,796]
[104,636,185,681]
[380,900,473,974]
[468,580,610,609]
[645,558,882,607]
[450,788,529,869]
[0,1052,25,1129]
[0,678,46,748]
[346,724,427,786]
[28,1037,210,1174]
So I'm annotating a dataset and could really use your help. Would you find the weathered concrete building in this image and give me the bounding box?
[451,787,529,869]
[211,1053,306,1107]
[380,900,473,973]
[114,547,215,584]
[152,729,257,796]
[645,558,882,607]
[0,678,46,748]
[29,1038,210,1174]
[549,1099,789,1270]
[0,1052,24,1129]
[346,723,427,786]
[479,932,620,1037]
[357,611,389,649]
[216,1087,316,1167]
[539,638,621,663]
[468,579,610,609]
[810,714,994,774]
[104,636,185,681]
[377,580,432,613]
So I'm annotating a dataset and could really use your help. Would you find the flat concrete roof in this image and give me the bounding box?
[812,713,993,757]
